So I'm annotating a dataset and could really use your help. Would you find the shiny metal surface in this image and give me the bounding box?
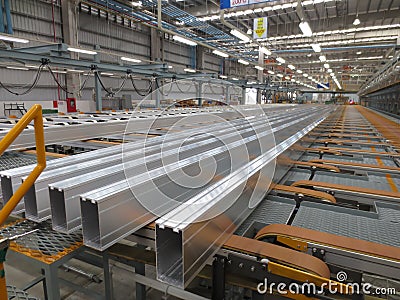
[155,108,332,288]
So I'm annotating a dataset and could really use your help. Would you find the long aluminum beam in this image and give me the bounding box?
[79,108,322,250]
[29,106,306,222]
[155,108,333,288]
[49,116,278,232]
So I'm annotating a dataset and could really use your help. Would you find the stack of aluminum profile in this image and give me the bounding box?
[1,105,333,289]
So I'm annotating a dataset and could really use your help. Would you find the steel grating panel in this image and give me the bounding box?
[235,196,296,236]
[292,201,400,248]
[7,285,39,300]
[313,171,394,192]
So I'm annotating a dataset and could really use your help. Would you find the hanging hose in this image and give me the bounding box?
[47,65,92,95]
[94,72,113,95]
[155,78,173,96]
[174,79,194,93]
[0,64,44,96]
[130,75,152,97]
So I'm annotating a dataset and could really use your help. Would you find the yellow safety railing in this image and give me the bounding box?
[0,104,46,299]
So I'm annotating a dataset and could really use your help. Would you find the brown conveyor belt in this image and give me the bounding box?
[314,129,374,134]
[291,180,400,199]
[309,133,381,139]
[254,224,400,263]
[291,161,340,173]
[309,159,400,173]
[224,235,331,278]
[306,147,400,157]
[356,106,400,148]
[272,184,337,203]
[315,139,389,147]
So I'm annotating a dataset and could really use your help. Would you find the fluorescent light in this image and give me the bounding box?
[173,35,197,46]
[68,47,97,55]
[277,74,283,78]
[285,76,290,80]
[52,70,67,74]
[131,1,142,6]
[288,64,295,70]
[213,50,229,58]
[184,68,196,73]
[291,78,296,82]
[297,70,303,74]
[323,63,330,68]
[232,77,239,80]
[353,18,360,26]
[6,66,29,70]
[231,29,250,43]
[238,59,249,65]
[0,34,29,43]
[101,72,114,76]
[276,57,286,64]
[267,70,275,75]
[255,66,264,70]
[121,56,142,63]
[311,44,321,52]
[303,74,308,77]
[299,21,313,37]
[356,51,362,55]
[319,55,327,62]
[219,75,227,79]
[168,65,173,69]
[327,68,332,73]
[259,47,272,56]
[330,72,335,76]
[67,69,85,73]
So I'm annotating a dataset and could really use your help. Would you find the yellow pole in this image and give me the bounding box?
[0,104,46,299]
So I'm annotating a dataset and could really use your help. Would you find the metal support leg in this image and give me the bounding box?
[197,82,203,106]
[135,262,146,300]
[225,86,229,104]
[94,45,102,111]
[103,252,113,300]
[43,264,60,300]
[212,255,226,300]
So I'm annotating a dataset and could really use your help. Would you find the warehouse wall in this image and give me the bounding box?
[0,0,222,116]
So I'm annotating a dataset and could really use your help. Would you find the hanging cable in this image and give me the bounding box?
[94,72,113,95]
[155,78,173,96]
[109,74,128,96]
[174,79,194,93]
[130,75,152,97]
[0,64,45,96]
[47,65,92,94]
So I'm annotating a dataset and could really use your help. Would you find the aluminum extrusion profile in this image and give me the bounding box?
[155,108,333,289]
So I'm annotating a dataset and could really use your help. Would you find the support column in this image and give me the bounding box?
[150,29,162,62]
[225,86,230,104]
[94,45,102,111]
[197,82,203,106]
[242,86,246,105]
[61,0,80,101]
[196,46,205,71]
[257,47,264,104]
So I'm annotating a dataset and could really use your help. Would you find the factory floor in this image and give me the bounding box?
[5,250,181,299]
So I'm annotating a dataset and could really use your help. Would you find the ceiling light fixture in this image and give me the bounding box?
[238,59,249,65]
[219,75,228,79]
[267,70,275,75]
[6,66,29,71]
[213,50,229,58]
[353,18,361,26]
[255,65,264,70]
[323,63,330,69]
[319,55,327,62]
[299,21,313,37]
[230,29,250,43]
[288,64,296,70]
[184,68,196,73]
[259,47,272,56]
[0,34,29,43]
[276,57,286,64]
[311,44,321,52]
[173,35,197,46]
[121,56,142,63]
[67,47,97,55]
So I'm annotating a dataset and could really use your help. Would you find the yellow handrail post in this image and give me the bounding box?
[0,104,46,299]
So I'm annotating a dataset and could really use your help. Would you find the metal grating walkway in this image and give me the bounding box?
[7,285,39,300]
